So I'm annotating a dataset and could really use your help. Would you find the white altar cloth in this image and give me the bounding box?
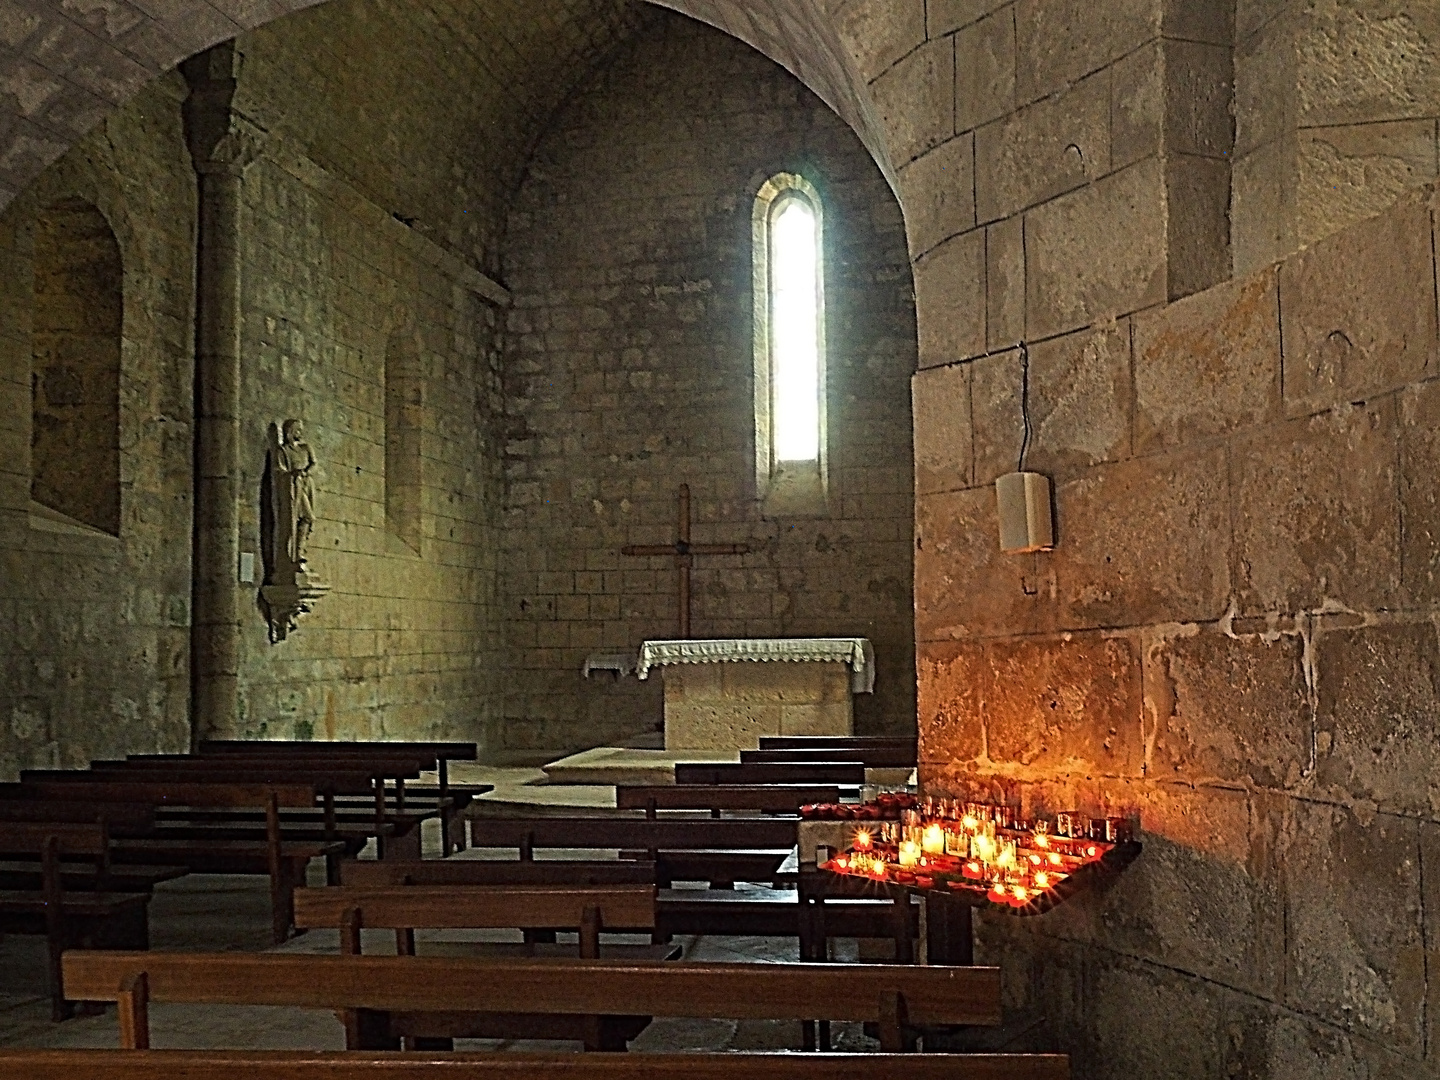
[637,638,875,694]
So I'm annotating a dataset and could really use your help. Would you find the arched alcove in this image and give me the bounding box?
[30,198,123,536]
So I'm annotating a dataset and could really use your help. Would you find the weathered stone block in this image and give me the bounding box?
[1315,622,1440,817]
[869,35,956,165]
[1088,952,1225,1079]
[1165,40,1234,160]
[917,632,1144,777]
[1161,0,1233,47]
[898,135,975,257]
[968,346,1023,485]
[1278,189,1437,416]
[915,487,1058,641]
[912,363,972,494]
[1235,9,1296,158]
[928,0,1012,37]
[1015,0,1160,104]
[1165,153,1231,301]
[1295,1,1440,129]
[1111,43,1163,172]
[1231,402,1401,615]
[955,8,1015,135]
[975,70,1110,223]
[1025,158,1168,340]
[1231,135,1298,277]
[1022,320,1131,478]
[834,0,926,82]
[914,227,986,366]
[1399,379,1440,605]
[985,215,1025,350]
[1145,629,1309,788]
[1282,801,1424,1056]
[1052,447,1231,628]
[1133,268,1281,453]
[1297,121,1439,250]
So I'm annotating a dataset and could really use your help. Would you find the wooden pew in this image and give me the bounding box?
[0,799,185,893]
[467,816,796,886]
[294,884,658,958]
[14,781,343,943]
[758,735,918,751]
[63,950,1005,1053]
[340,859,658,889]
[0,1050,1071,1080]
[615,785,840,817]
[0,823,150,1020]
[740,747,917,769]
[199,741,482,853]
[64,762,431,860]
[674,762,866,786]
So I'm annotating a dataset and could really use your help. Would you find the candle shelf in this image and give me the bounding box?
[817,799,1142,917]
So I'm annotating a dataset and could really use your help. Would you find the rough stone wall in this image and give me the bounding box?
[499,11,917,751]
[1234,0,1440,274]
[834,0,1235,367]
[0,73,196,776]
[916,181,1440,1077]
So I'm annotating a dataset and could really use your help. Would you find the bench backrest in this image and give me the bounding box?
[124,753,437,773]
[199,740,477,761]
[17,780,317,809]
[340,860,657,888]
[0,821,108,857]
[293,885,658,934]
[615,785,838,814]
[674,762,866,786]
[62,951,1003,1049]
[740,747,917,768]
[468,816,797,852]
[0,801,154,829]
[61,766,386,795]
[758,736,917,751]
[0,1050,1070,1080]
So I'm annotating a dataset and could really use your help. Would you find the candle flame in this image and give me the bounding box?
[853,828,873,851]
[1035,872,1050,889]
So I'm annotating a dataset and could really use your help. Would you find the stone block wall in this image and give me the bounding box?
[833,0,1235,371]
[914,182,1440,1076]
[0,73,196,775]
[499,11,917,750]
[1234,0,1440,274]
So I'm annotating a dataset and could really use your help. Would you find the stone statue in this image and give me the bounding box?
[273,418,316,571]
[261,418,328,643]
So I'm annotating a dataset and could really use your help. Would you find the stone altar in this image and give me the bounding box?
[638,638,875,751]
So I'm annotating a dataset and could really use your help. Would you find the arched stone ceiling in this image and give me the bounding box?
[0,0,889,216]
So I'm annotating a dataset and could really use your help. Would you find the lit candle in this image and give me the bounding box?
[899,840,922,867]
[921,823,946,855]
[1034,871,1049,889]
[853,828,874,851]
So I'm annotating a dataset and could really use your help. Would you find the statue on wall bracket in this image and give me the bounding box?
[260,419,330,642]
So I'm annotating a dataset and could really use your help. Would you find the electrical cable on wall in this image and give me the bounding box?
[1017,341,1032,473]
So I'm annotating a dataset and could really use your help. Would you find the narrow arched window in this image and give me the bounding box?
[754,173,827,511]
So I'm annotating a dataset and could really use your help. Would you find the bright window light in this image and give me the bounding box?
[770,197,820,462]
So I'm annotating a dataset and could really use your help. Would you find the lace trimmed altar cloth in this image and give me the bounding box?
[638,638,875,751]
[637,638,876,694]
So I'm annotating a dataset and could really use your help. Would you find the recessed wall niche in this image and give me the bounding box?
[30,199,123,537]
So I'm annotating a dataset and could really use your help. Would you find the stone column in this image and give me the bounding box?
[182,43,262,743]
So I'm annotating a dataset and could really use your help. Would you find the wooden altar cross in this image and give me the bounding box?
[622,483,751,638]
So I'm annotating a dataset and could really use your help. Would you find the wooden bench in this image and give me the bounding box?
[199,741,482,853]
[616,785,840,817]
[0,1050,1071,1080]
[340,859,659,889]
[15,781,344,943]
[0,823,151,1020]
[674,762,866,787]
[740,747,918,769]
[63,950,1006,1053]
[294,884,658,957]
[758,735,918,751]
[467,815,797,887]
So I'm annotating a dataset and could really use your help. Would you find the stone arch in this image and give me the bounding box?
[0,1,891,219]
[29,197,123,536]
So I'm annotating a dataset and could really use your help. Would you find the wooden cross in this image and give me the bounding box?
[622,484,750,639]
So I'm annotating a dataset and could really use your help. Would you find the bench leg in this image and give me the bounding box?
[271,857,305,944]
[46,933,72,1022]
[346,1009,399,1051]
